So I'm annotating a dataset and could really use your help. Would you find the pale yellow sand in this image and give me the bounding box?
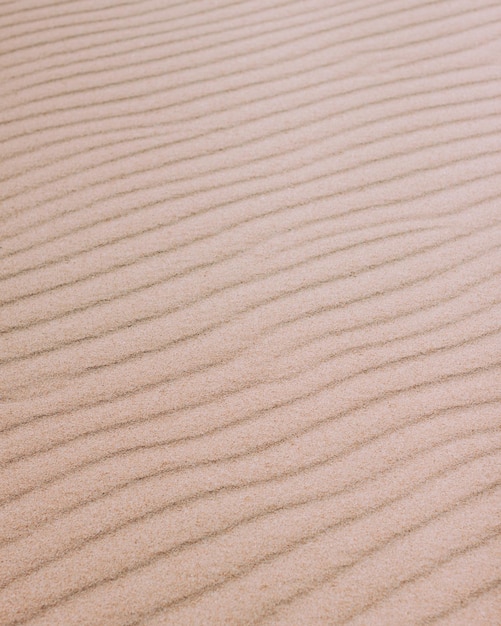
[0,1,501,624]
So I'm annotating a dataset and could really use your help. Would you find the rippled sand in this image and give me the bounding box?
[1,1,501,624]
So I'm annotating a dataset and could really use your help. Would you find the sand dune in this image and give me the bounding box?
[1,0,501,624]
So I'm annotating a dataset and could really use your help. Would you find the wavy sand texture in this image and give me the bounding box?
[1,0,501,624]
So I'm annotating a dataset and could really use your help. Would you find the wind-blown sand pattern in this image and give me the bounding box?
[1,0,501,624]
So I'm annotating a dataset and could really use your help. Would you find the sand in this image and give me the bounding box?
[0,0,500,624]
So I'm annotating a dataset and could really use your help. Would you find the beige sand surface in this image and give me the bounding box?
[1,0,501,624]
